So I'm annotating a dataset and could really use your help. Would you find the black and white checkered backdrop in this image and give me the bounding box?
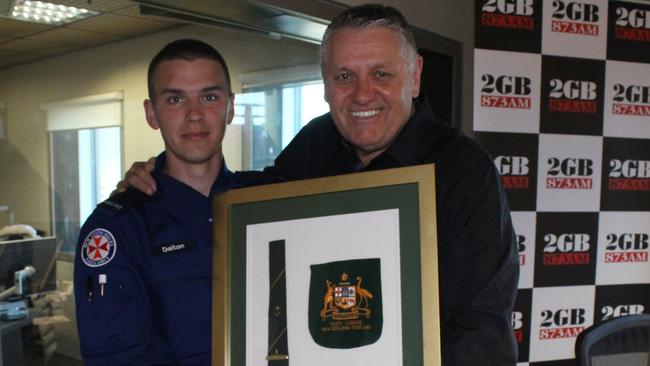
[474,0,650,364]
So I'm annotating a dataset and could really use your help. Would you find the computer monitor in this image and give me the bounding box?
[0,236,59,296]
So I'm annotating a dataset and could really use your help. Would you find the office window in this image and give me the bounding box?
[234,65,329,170]
[50,127,121,252]
[43,93,123,253]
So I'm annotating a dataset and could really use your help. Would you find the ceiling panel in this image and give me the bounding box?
[25,27,123,47]
[0,0,184,70]
[0,38,81,56]
[68,13,175,37]
[0,0,328,70]
[0,49,42,64]
[0,18,54,38]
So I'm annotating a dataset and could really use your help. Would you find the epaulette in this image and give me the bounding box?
[95,189,153,218]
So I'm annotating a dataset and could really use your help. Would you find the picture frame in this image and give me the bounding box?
[212,164,440,365]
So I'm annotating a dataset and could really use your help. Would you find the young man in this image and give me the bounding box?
[120,5,519,365]
[74,39,266,365]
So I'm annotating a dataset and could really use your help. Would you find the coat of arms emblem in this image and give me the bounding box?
[321,272,373,320]
[308,258,383,348]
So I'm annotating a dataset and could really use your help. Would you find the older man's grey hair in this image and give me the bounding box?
[320,4,419,71]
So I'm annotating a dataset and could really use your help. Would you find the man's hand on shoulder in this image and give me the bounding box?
[112,157,157,196]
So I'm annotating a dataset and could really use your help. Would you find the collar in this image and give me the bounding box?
[340,97,447,170]
[151,152,235,223]
[379,97,439,167]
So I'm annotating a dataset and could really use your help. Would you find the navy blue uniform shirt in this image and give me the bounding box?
[74,153,268,365]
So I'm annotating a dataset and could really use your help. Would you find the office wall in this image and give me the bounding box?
[0,24,319,233]
[473,0,650,364]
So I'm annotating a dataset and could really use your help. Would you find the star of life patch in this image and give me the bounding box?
[81,228,117,267]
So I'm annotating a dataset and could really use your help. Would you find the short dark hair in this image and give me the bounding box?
[147,39,232,100]
[320,4,418,69]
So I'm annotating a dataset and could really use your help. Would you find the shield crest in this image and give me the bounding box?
[335,285,356,309]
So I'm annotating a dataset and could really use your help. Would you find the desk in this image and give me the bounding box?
[0,317,31,366]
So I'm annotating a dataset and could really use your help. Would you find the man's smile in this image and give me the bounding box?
[350,109,381,118]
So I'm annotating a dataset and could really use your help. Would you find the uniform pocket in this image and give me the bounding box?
[76,267,149,354]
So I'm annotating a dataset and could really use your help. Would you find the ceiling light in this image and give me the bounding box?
[7,0,98,25]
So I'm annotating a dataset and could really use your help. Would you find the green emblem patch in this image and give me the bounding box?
[308,258,383,348]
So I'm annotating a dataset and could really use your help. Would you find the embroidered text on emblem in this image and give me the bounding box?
[81,228,117,267]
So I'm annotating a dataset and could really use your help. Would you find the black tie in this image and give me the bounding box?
[267,240,289,364]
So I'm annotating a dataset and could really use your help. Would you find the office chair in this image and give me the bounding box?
[575,314,650,366]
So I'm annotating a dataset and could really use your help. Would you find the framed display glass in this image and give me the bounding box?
[212,164,440,365]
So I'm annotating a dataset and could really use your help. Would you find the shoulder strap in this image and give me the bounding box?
[95,189,153,218]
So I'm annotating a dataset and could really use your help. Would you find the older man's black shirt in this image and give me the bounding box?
[264,99,519,366]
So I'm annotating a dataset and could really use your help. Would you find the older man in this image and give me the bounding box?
[264,6,519,365]
[120,4,519,365]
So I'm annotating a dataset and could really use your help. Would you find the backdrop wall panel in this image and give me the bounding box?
[474,1,650,364]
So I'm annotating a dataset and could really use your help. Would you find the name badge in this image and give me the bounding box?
[152,240,196,256]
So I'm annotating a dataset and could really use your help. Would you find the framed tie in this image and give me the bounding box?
[267,239,289,364]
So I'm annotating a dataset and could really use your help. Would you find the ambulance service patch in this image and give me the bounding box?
[81,228,117,267]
